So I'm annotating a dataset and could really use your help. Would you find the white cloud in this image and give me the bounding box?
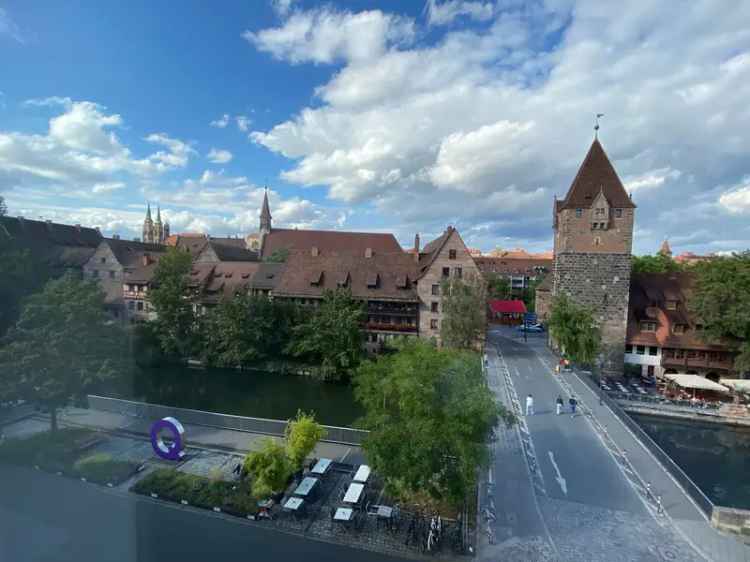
[249,2,750,253]
[424,0,494,27]
[243,8,415,64]
[92,181,125,194]
[272,0,296,17]
[719,180,750,215]
[23,96,73,108]
[210,114,230,128]
[144,133,196,169]
[0,7,24,44]
[207,148,233,164]
[236,115,251,132]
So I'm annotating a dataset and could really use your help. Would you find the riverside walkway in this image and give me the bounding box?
[479,326,750,562]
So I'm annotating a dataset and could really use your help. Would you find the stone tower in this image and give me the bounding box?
[142,202,154,243]
[552,138,636,372]
[154,205,164,243]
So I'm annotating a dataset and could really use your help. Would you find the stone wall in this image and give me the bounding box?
[711,506,750,542]
[553,252,632,370]
[555,207,634,254]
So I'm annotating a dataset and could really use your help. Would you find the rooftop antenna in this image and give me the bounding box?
[594,113,604,138]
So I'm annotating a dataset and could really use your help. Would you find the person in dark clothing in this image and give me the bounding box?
[569,396,578,417]
[555,395,564,415]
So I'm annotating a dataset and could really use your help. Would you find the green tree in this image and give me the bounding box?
[0,274,127,431]
[485,273,511,300]
[242,438,293,498]
[690,251,750,373]
[522,277,542,312]
[632,253,683,274]
[288,289,364,381]
[263,248,289,263]
[547,294,601,366]
[440,274,487,350]
[354,340,512,508]
[200,295,298,367]
[285,410,327,470]
[147,247,195,359]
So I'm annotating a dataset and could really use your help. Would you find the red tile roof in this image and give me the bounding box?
[474,256,552,276]
[261,228,402,258]
[560,139,635,210]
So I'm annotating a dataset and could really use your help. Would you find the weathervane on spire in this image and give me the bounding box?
[594,113,604,138]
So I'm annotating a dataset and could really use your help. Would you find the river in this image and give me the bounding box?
[631,413,750,509]
[97,365,363,428]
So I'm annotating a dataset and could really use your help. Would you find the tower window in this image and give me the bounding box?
[593,237,601,246]
[448,249,457,260]
[615,208,623,218]
[575,208,582,218]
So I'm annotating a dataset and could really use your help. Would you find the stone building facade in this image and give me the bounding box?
[550,138,636,371]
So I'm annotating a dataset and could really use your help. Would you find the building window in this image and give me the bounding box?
[442,267,450,277]
[673,324,685,334]
[431,302,439,313]
[636,345,645,355]
[576,208,582,218]
[448,249,457,260]
[91,269,99,278]
[100,257,106,264]
[665,300,677,310]
[128,301,135,310]
[641,322,656,332]
[109,270,116,279]
[455,267,462,278]
[430,319,438,330]
[675,349,684,359]
[649,346,657,356]
[594,236,601,246]
[431,284,439,296]
[625,344,633,354]
[647,365,654,376]
[137,301,144,311]
[615,208,623,218]
[595,207,605,216]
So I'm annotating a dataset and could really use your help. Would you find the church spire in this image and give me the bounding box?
[155,204,162,223]
[145,202,152,222]
[260,187,272,235]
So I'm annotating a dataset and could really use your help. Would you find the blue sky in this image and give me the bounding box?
[2,0,750,255]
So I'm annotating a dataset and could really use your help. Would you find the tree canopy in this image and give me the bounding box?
[440,274,487,350]
[547,294,601,366]
[690,251,750,373]
[287,289,365,381]
[354,340,512,509]
[485,273,511,300]
[263,248,289,263]
[632,253,683,274]
[147,247,195,359]
[285,410,326,470]
[0,274,128,431]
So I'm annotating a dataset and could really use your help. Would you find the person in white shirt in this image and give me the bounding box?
[525,394,534,416]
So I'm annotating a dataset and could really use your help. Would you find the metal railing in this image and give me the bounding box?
[575,374,715,517]
[87,395,368,446]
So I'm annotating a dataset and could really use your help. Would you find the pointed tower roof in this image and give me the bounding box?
[260,188,272,221]
[155,204,162,223]
[145,202,152,222]
[560,139,635,210]
[658,239,672,257]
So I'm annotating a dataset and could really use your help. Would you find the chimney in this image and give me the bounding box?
[365,247,373,258]
[414,233,420,253]
[311,246,319,257]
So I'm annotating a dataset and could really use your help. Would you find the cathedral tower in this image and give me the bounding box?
[552,138,635,371]
[142,202,154,243]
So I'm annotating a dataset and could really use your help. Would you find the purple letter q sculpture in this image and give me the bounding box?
[150,416,186,461]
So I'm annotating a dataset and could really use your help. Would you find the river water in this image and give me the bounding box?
[99,365,363,428]
[631,413,750,509]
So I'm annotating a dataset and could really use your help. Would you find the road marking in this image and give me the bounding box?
[339,447,351,463]
[548,451,567,495]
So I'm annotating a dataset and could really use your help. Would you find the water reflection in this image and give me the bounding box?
[96,366,363,428]
[631,413,750,509]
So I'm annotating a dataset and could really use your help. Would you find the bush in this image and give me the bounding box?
[242,439,293,499]
[285,410,326,470]
[72,452,139,485]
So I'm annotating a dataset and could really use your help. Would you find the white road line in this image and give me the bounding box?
[339,447,351,463]
[548,451,568,496]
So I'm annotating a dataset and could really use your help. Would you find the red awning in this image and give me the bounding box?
[489,300,527,314]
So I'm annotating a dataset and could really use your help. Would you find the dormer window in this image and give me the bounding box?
[615,208,623,218]
[665,300,677,310]
[641,321,657,332]
[575,208,582,218]
[673,323,686,335]
[595,208,605,216]
[309,270,323,286]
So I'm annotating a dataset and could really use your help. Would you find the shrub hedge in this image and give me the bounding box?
[72,452,140,485]
[0,428,97,473]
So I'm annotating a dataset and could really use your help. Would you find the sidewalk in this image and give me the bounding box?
[533,345,750,562]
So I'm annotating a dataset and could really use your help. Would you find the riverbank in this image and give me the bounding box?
[619,402,750,427]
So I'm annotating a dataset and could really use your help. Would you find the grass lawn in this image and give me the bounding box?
[0,428,99,473]
[72,452,140,485]
[132,468,258,515]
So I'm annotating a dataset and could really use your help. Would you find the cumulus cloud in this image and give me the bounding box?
[210,114,230,128]
[248,1,750,253]
[719,180,750,215]
[207,148,233,164]
[243,8,415,64]
[235,115,251,132]
[0,7,25,44]
[424,0,494,27]
[272,0,297,17]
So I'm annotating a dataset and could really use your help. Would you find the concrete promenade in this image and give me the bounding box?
[479,326,750,562]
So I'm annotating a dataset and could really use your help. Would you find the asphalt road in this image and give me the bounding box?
[0,463,412,562]
[488,328,645,515]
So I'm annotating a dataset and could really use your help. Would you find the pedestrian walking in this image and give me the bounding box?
[555,395,564,415]
[569,396,577,417]
[525,394,534,416]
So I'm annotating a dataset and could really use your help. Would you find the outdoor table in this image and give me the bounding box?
[353,464,371,483]
[377,505,393,518]
[343,482,364,505]
[333,507,354,522]
[293,476,319,498]
[283,497,304,512]
[311,458,332,476]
